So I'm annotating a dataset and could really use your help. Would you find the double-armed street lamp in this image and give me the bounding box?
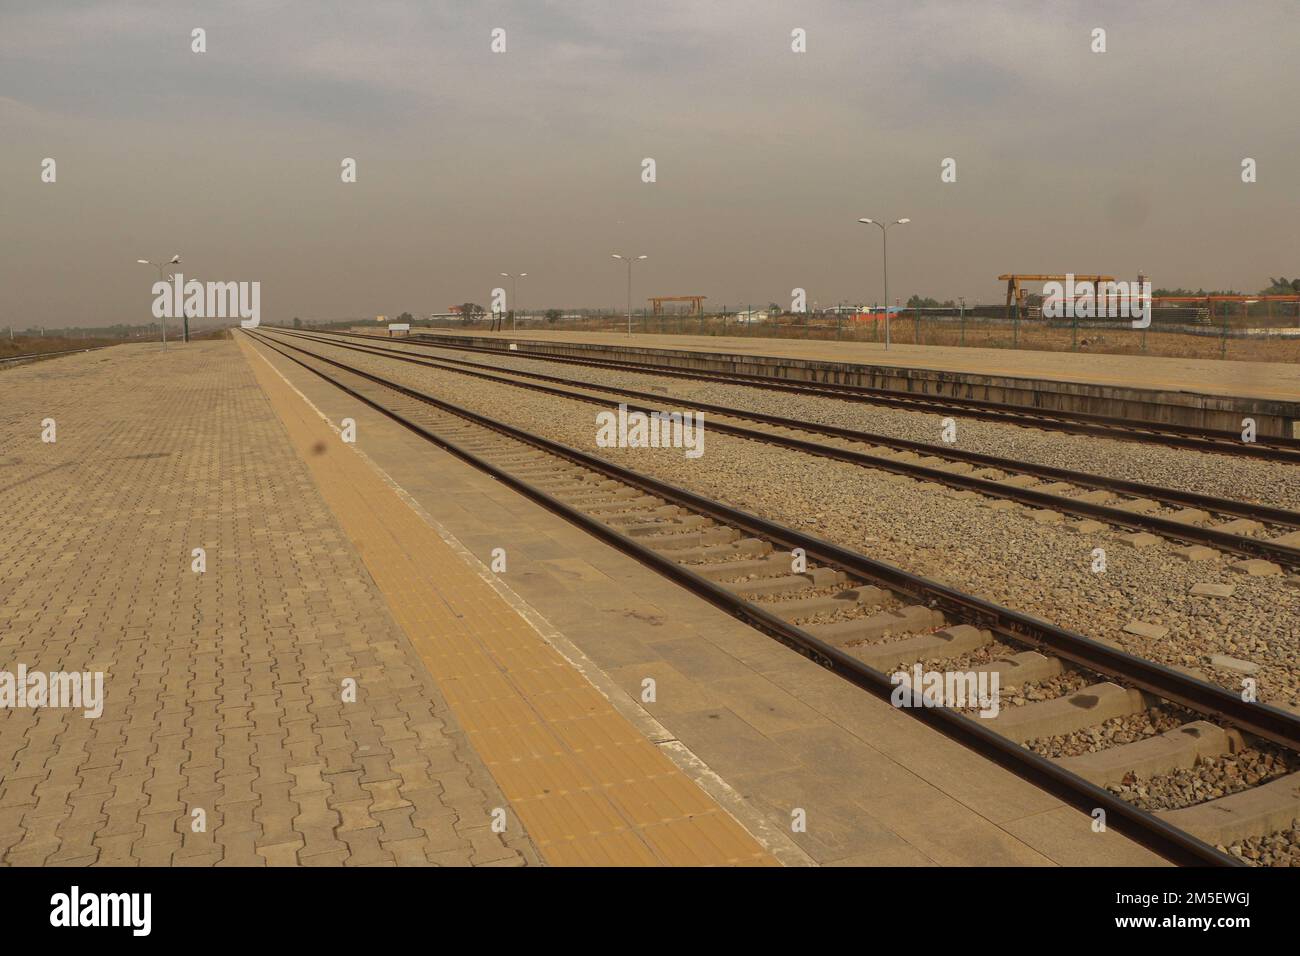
[611,254,647,336]
[137,254,182,347]
[857,218,910,350]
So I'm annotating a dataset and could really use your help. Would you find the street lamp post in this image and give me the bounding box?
[500,272,528,332]
[137,254,181,347]
[178,276,199,343]
[611,254,647,336]
[857,218,909,350]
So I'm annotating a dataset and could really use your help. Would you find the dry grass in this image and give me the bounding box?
[0,335,113,359]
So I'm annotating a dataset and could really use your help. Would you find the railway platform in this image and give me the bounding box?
[0,338,1165,866]
[410,328,1300,438]
[0,342,538,867]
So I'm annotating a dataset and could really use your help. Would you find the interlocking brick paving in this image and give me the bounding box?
[0,342,537,866]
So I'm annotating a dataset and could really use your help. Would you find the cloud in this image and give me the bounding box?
[3,0,1298,325]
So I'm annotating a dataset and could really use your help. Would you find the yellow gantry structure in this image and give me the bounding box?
[999,274,1115,320]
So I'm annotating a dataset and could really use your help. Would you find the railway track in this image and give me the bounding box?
[249,328,1300,867]
[376,329,1300,464]
[270,328,1300,569]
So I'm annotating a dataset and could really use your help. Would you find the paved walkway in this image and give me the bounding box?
[0,343,537,866]
[423,328,1299,402]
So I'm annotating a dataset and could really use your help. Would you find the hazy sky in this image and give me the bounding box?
[3,1,1298,328]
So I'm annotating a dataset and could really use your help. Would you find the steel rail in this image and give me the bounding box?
[282,328,1300,526]
[253,332,1300,748]
[379,329,1300,463]
[249,328,1251,867]
[268,329,1300,565]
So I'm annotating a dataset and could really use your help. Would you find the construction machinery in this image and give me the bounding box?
[999,274,1115,320]
[648,295,707,316]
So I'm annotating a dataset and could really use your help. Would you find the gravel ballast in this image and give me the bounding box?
[380,336,1300,512]
[283,335,1300,709]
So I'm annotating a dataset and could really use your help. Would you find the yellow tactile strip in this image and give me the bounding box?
[239,335,777,866]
